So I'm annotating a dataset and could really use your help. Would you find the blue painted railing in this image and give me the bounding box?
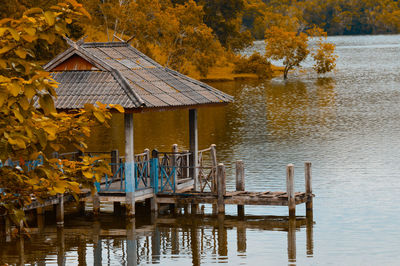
[0,156,44,171]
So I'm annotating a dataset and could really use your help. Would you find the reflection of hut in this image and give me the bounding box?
[44,38,233,215]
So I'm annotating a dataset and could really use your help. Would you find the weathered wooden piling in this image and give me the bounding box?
[217,163,226,213]
[288,217,296,263]
[305,162,313,211]
[237,225,247,253]
[286,164,295,217]
[236,160,245,216]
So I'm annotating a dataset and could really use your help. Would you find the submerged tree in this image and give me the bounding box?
[264,26,337,79]
[0,1,120,228]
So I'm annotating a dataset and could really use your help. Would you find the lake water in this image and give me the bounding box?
[2,35,400,265]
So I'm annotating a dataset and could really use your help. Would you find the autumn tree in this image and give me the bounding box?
[0,1,119,227]
[265,26,309,79]
[90,0,223,77]
[265,26,337,79]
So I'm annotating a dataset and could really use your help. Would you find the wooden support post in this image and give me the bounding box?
[37,212,45,232]
[151,150,158,213]
[236,160,245,216]
[57,227,65,266]
[171,228,179,254]
[78,236,87,266]
[114,202,122,215]
[92,193,100,216]
[190,226,200,266]
[126,218,137,266]
[286,164,295,217]
[217,214,227,256]
[237,224,247,253]
[5,216,11,242]
[93,221,102,266]
[77,201,85,215]
[217,163,226,214]
[288,217,297,263]
[306,210,314,256]
[36,207,44,215]
[19,234,25,265]
[56,195,64,226]
[189,109,199,191]
[172,144,178,192]
[125,113,135,217]
[305,162,313,211]
[210,144,218,214]
[151,227,161,263]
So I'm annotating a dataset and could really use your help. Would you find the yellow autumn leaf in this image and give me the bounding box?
[44,11,55,26]
[0,45,13,54]
[39,94,56,115]
[8,82,21,96]
[7,28,20,41]
[23,27,36,36]
[21,34,37,43]
[15,48,27,59]
[110,104,124,113]
[12,109,24,122]
[83,171,94,179]
[93,110,105,123]
[65,18,72,24]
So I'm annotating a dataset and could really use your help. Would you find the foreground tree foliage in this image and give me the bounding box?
[0,0,121,228]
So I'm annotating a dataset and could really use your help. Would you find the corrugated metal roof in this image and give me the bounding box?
[44,41,233,110]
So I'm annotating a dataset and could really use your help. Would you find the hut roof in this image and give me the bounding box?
[44,40,233,111]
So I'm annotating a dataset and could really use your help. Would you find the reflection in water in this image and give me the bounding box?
[0,212,314,265]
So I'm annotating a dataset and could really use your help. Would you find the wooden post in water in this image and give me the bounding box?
[217,163,226,214]
[305,162,313,211]
[286,164,295,217]
[126,218,137,266]
[125,113,135,216]
[288,217,297,263]
[236,160,245,216]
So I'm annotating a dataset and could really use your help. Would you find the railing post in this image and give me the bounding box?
[286,164,295,217]
[111,149,119,178]
[217,163,226,214]
[236,160,245,216]
[144,148,150,178]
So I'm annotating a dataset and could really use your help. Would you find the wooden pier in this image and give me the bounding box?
[1,144,314,235]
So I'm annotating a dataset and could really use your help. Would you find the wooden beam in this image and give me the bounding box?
[125,113,135,216]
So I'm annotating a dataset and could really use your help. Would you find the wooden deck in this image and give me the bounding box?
[156,191,314,206]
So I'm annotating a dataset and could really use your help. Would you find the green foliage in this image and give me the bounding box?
[234,52,272,79]
[0,1,121,229]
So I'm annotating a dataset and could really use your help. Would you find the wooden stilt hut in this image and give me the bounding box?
[44,38,233,216]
